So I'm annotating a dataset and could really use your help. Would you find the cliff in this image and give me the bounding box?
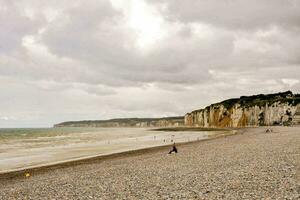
[54,116,184,128]
[185,91,300,128]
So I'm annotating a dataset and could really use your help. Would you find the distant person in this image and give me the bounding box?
[168,143,178,154]
[266,128,272,133]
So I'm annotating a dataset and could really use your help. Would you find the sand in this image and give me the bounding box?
[0,128,224,173]
[0,126,299,199]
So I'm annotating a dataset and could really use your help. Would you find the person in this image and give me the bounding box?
[168,143,178,154]
[266,128,272,133]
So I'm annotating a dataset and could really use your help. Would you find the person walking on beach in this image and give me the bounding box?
[168,143,178,154]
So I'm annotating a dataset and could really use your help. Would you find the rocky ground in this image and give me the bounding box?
[0,127,299,199]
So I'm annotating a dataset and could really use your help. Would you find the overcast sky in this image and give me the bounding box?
[1,0,300,127]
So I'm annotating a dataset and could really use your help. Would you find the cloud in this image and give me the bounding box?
[38,0,236,86]
[0,0,299,127]
[149,0,300,30]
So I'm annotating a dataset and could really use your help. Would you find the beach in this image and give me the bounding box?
[0,126,299,199]
[0,127,224,173]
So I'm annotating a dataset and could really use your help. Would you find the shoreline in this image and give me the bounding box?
[150,127,229,132]
[1,126,298,199]
[0,129,237,180]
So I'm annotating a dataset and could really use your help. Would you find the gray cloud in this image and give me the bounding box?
[150,0,300,30]
[0,1,42,54]
[0,0,299,127]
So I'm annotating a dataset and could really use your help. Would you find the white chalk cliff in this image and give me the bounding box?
[185,91,300,127]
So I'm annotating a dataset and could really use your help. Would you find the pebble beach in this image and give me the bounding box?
[0,127,299,199]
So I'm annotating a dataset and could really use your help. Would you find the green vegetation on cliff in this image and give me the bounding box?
[191,91,300,113]
[186,91,300,127]
[54,116,184,128]
[220,91,298,109]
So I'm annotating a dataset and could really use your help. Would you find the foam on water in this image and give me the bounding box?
[0,127,224,172]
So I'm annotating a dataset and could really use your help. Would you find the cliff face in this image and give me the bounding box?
[185,91,300,128]
[54,91,300,128]
[54,117,184,128]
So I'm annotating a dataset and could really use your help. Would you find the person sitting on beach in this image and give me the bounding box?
[168,143,178,154]
[266,128,272,133]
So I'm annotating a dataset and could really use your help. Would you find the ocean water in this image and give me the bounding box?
[0,127,224,172]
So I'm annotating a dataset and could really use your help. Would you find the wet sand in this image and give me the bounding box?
[0,127,299,199]
[0,128,226,173]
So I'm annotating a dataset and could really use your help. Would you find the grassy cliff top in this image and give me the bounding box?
[54,116,184,127]
[189,91,300,114]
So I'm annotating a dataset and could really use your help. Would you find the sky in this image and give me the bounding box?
[0,0,300,127]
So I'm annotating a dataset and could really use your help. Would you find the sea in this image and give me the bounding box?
[0,127,223,173]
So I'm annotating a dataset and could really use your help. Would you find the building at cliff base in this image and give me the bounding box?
[185,91,300,128]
